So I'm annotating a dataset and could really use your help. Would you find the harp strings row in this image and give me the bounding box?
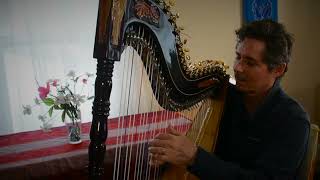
[111,26,211,180]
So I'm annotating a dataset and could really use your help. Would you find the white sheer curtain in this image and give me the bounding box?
[0,0,100,135]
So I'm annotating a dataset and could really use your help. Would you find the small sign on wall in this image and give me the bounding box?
[243,0,278,23]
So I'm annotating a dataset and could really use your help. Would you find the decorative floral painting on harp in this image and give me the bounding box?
[243,0,278,23]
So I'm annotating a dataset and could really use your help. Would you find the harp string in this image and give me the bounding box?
[154,94,164,179]
[145,37,156,180]
[151,58,160,180]
[116,43,134,180]
[131,43,144,180]
[125,29,158,180]
[137,40,148,180]
[128,29,148,179]
[122,44,134,180]
[135,27,147,180]
[113,44,128,180]
[147,38,161,180]
[191,102,202,144]
[195,103,203,142]
[124,39,141,180]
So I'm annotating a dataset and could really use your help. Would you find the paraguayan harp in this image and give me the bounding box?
[88,0,229,179]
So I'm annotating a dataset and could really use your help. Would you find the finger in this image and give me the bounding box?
[149,139,173,148]
[168,125,182,136]
[155,154,170,163]
[149,152,166,166]
[149,148,173,164]
[149,158,165,166]
[153,133,174,140]
[148,146,167,155]
[149,152,170,163]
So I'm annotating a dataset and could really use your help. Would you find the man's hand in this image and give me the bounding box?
[148,126,197,167]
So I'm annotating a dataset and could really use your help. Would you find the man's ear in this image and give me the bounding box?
[272,63,287,78]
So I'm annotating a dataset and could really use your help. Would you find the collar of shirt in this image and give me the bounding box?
[232,79,282,121]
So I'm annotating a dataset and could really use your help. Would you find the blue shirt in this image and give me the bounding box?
[188,81,310,179]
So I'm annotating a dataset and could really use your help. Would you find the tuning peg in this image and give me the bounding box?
[168,0,176,6]
[183,47,190,53]
[183,39,187,44]
[177,26,184,31]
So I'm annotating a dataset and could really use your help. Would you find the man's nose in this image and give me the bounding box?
[233,60,244,72]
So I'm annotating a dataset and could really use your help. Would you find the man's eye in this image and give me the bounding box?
[245,61,255,66]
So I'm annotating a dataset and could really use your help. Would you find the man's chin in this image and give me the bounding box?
[235,83,245,90]
[235,85,257,95]
[235,84,250,93]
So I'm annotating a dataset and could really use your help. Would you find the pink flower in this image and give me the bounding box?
[52,79,59,87]
[82,79,87,84]
[38,82,50,99]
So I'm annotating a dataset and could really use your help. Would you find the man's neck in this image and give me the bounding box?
[243,89,270,114]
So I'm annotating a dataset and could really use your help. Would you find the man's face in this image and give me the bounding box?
[234,38,278,96]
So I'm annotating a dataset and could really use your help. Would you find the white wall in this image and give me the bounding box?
[279,0,320,124]
[0,0,162,135]
[0,0,99,134]
[174,0,241,76]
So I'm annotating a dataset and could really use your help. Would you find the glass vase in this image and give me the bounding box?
[65,110,82,144]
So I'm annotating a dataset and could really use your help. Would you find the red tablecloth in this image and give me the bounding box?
[0,111,190,179]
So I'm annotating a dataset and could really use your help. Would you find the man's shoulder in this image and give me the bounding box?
[273,88,309,122]
[262,88,310,143]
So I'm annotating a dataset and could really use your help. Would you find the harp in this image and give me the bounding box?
[88,0,229,179]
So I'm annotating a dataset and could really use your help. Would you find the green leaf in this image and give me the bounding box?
[66,110,73,119]
[53,105,62,110]
[74,77,79,82]
[72,109,78,119]
[43,98,54,106]
[87,96,94,100]
[48,106,54,117]
[61,110,66,122]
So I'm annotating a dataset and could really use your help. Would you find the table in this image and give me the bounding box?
[0,122,91,180]
[0,111,189,179]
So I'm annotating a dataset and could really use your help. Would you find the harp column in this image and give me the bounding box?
[89,0,127,178]
[89,58,114,179]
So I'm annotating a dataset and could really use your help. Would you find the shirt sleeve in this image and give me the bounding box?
[187,111,310,180]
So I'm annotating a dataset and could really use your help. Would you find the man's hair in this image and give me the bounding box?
[236,20,294,73]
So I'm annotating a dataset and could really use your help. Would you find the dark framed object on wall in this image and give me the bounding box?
[243,0,278,23]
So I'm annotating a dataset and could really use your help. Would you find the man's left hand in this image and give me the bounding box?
[148,126,197,167]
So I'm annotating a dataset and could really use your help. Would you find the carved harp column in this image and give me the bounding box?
[89,0,229,179]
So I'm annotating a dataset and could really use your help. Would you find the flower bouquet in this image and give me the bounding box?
[23,70,94,144]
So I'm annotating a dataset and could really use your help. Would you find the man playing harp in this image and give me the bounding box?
[89,0,310,179]
[149,20,310,180]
